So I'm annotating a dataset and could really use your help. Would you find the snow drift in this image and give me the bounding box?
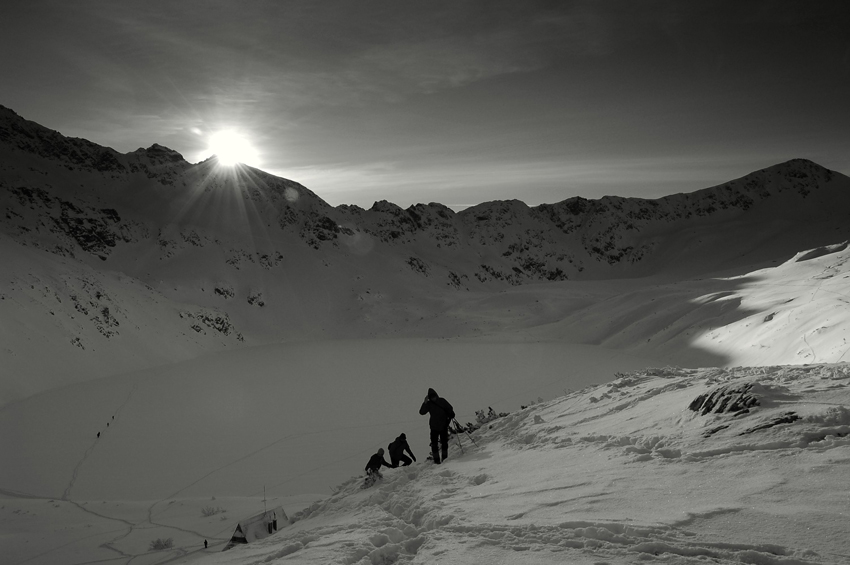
[200,363,850,564]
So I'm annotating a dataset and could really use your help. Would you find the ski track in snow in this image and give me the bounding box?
[46,382,228,565]
[62,384,137,501]
[17,417,408,564]
[212,364,850,565]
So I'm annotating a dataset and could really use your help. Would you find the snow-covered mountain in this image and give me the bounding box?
[2,105,849,403]
[3,104,847,285]
[3,104,850,565]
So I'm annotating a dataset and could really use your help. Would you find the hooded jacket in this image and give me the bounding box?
[365,450,391,473]
[419,388,455,431]
[388,434,415,460]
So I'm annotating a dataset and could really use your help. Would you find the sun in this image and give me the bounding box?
[206,129,260,167]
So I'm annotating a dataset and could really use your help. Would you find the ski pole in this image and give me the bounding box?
[452,423,464,454]
[453,419,478,446]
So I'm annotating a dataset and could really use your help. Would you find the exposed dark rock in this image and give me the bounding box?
[214,285,235,299]
[447,271,468,290]
[407,256,429,276]
[740,412,801,435]
[247,292,265,307]
[689,382,761,416]
[180,309,243,341]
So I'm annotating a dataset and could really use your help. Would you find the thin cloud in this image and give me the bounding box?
[277,155,761,209]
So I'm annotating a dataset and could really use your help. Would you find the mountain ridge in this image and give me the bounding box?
[1,105,849,404]
[2,104,847,283]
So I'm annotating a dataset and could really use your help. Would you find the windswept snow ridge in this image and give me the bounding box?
[201,364,850,565]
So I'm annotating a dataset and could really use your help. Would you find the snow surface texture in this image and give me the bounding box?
[2,107,850,564]
[520,240,850,367]
[196,364,850,564]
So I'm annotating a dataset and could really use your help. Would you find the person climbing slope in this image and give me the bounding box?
[364,448,392,486]
[387,433,416,467]
[419,388,454,464]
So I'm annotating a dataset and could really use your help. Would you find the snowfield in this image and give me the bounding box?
[2,234,850,564]
[2,107,850,564]
[200,364,850,565]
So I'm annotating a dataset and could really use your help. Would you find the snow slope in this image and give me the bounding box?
[514,240,850,367]
[3,104,850,404]
[3,106,850,565]
[0,337,656,565]
[196,363,850,564]
[5,358,848,564]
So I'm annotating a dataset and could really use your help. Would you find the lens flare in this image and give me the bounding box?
[207,129,260,167]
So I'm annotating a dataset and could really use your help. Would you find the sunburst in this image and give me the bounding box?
[206,129,260,167]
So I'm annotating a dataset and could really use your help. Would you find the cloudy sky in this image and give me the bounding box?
[2,1,848,209]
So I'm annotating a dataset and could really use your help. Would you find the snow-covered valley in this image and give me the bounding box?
[1,106,849,564]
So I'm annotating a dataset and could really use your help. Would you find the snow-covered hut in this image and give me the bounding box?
[223,507,289,551]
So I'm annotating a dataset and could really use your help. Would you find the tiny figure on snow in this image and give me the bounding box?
[387,433,416,467]
[364,448,392,486]
[204,540,208,549]
[419,388,455,464]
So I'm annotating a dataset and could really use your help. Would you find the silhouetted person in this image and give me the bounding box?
[419,388,455,464]
[387,433,416,467]
[365,448,391,480]
[97,432,100,438]
[204,539,208,549]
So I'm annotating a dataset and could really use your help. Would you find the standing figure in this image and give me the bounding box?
[387,433,416,467]
[419,388,455,464]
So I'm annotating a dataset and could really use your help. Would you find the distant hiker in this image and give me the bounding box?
[365,448,391,480]
[419,388,455,464]
[387,433,416,467]
[204,540,208,549]
[97,432,100,438]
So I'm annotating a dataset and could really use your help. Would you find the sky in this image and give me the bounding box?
[1,0,849,210]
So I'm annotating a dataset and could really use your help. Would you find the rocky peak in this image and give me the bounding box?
[131,143,186,165]
[2,104,847,290]
[369,200,406,215]
[0,105,124,173]
[405,202,456,228]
